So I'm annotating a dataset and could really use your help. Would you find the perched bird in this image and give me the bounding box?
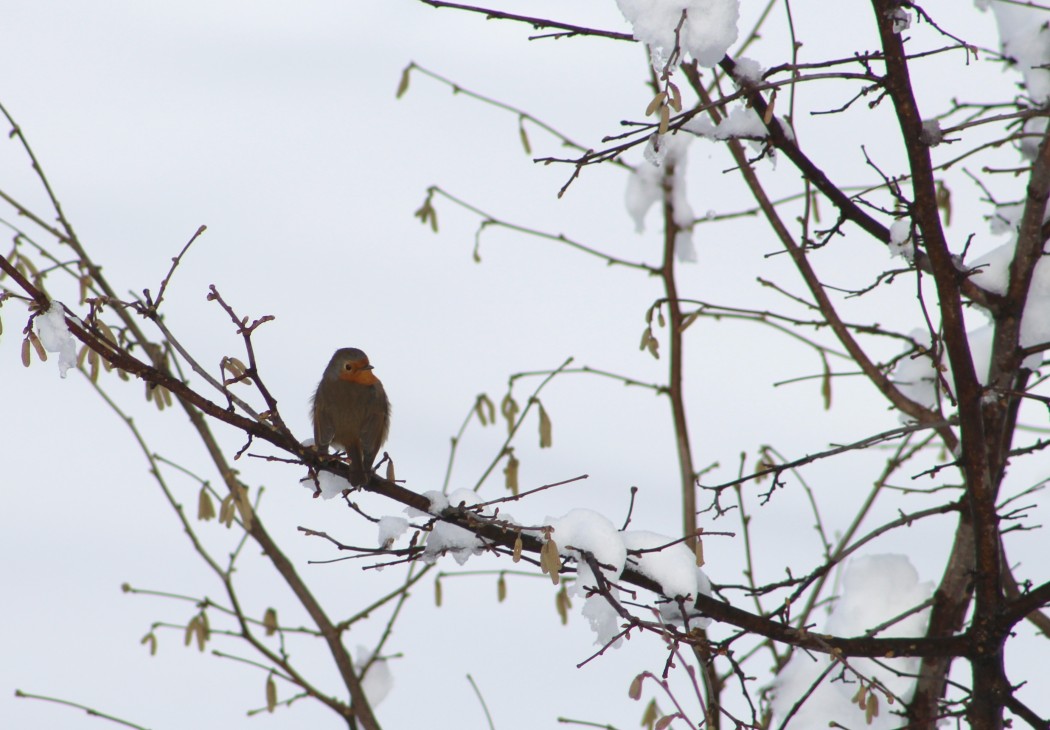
[311,347,390,487]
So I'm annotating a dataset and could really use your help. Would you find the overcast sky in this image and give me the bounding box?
[1,2,1046,728]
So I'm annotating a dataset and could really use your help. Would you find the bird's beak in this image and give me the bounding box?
[363,364,375,371]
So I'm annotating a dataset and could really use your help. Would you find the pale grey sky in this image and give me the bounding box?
[1,2,1044,728]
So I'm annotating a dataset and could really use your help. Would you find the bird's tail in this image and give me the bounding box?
[349,445,371,487]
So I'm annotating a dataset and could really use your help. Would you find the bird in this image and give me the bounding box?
[311,347,390,487]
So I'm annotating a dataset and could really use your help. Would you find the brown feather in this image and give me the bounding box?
[311,348,391,486]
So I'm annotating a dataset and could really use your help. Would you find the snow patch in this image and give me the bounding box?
[891,329,947,410]
[546,508,627,595]
[36,301,78,378]
[970,238,1050,363]
[684,105,766,140]
[378,516,409,548]
[615,0,740,68]
[405,490,449,518]
[300,470,352,500]
[622,530,700,599]
[979,0,1050,159]
[424,520,484,566]
[920,119,944,146]
[889,7,911,33]
[732,57,764,84]
[889,218,915,261]
[771,555,932,728]
[582,590,624,647]
[355,646,393,706]
[421,489,486,565]
[626,134,697,263]
[623,530,713,629]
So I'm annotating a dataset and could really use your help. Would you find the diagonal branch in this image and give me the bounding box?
[415,0,634,41]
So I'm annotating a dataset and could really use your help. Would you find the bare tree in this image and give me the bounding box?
[3,1,1049,729]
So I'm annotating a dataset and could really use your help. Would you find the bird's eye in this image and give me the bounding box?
[344,363,353,371]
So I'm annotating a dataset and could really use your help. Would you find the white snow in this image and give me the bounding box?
[35,301,77,378]
[642,132,671,167]
[544,509,630,646]
[626,134,697,262]
[980,0,1050,103]
[444,488,481,510]
[684,117,717,138]
[970,243,1013,294]
[979,0,1050,159]
[354,646,393,707]
[657,567,712,628]
[889,7,912,33]
[714,106,766,139]
[623,530,713,629]
[405,490,449,518]
[987,199,1050,237]
[895,221,1047,390]
[423,520,484,566]
[888,218,915,261]
[683,104,782,163]
[540,512,709,646]
[685,104,766,141]
[771,555,932,728]
[1022,120,1048,162]
[972,240,1040,297]
[377,516,409,548]
[546,508,627,595]
[970,238,1050,364]
[732,57,764,85]
[674,229,696,262]
[621,530,700,598]
[420,489,486,565]
[966,325,997,385]
[615,0,740,68]
[891,329,946,410]
[625,157,663,233]
[300,470,352,499]
[989,202,1024,235]
[581,590,624,647]
[971,199,1050,363]
[400,504,720,647]
[920,118,944,146]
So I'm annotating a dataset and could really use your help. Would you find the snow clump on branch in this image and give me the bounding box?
[889,218,915,261]
[35,300,78,378]
[978,0,1050,160]
[417,489,486,565]
[626,134,697,262]
[771,555,932,729]
[545,511,714,644]
[622,530,712,628]
[615,0,739,68]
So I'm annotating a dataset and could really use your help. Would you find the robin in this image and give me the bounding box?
[311,347,391,487]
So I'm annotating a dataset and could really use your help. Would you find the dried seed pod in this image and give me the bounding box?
[645,92,667,117]
[29,331,46,361]
[265,673,277,713]
[504,451,519,495]
[538,404,552,448]
[501,393,519,434]
[197,487,216,521]
[263,607,278,636]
